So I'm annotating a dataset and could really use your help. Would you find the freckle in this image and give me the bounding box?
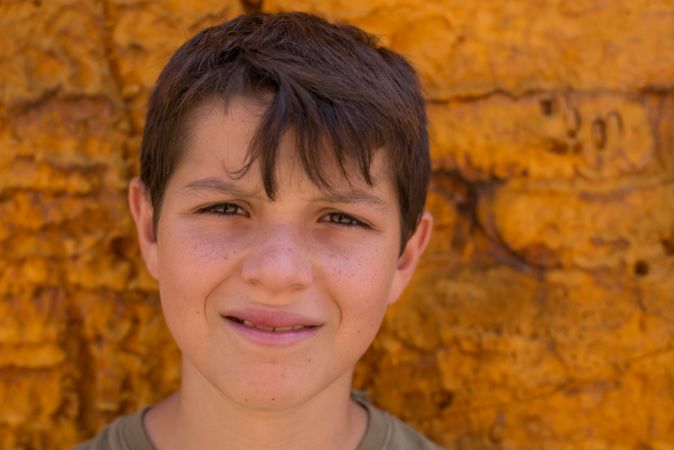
[271,397,276,401]
[244,398,249,402]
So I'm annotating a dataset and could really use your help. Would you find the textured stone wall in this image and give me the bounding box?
[1,1,673,449]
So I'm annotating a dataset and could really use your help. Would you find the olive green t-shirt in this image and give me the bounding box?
[73,392,442,450]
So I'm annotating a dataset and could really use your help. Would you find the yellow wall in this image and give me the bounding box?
[1,1,673,448]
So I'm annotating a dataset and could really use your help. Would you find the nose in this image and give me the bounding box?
[240,224,314,293]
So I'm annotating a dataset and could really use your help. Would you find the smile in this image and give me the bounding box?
[220,309,323,347]
[225,316,317,333]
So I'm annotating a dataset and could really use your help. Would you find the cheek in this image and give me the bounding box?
[159,223,247,275]
[316,237,398,325]
[322,246,394,366]
[315,229,397,278]
[156,224,249,320]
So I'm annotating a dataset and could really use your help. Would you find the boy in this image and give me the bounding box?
[76,11,438,450]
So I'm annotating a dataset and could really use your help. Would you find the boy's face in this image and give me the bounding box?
[130,96,432,411]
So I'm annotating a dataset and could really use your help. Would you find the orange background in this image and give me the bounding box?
[1,1,674,449]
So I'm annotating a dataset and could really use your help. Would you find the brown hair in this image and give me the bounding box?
[140,12,429,249]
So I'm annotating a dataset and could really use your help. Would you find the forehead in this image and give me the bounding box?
[183,97,263,166]
[179,95,393,194]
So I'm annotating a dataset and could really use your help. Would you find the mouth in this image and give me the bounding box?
[225,316,319,333]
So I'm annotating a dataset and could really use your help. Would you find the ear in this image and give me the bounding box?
[128,177,159,279]
[387,211,433,305]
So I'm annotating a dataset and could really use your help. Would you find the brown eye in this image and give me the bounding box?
[323,212,365,227]
[199,203,248,216]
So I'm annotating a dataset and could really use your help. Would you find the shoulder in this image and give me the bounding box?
[353,391,444,450]
[71,408,153,450]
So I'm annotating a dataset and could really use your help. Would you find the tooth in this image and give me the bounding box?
[235,319,310,332]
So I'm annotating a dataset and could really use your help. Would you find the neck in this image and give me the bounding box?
[144,362,367,450]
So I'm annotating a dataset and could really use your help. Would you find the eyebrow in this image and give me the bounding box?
[181,177,389,212]
[313,189,389,213]
[181,177,263,199]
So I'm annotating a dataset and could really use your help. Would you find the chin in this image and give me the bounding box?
[217,360,354,413]
[223,374,318,412]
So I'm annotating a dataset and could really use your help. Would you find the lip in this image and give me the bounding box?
[220,308,323,347]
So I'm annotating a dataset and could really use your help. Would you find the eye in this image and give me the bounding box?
[197,203,249,217]
[321,212,368,228]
